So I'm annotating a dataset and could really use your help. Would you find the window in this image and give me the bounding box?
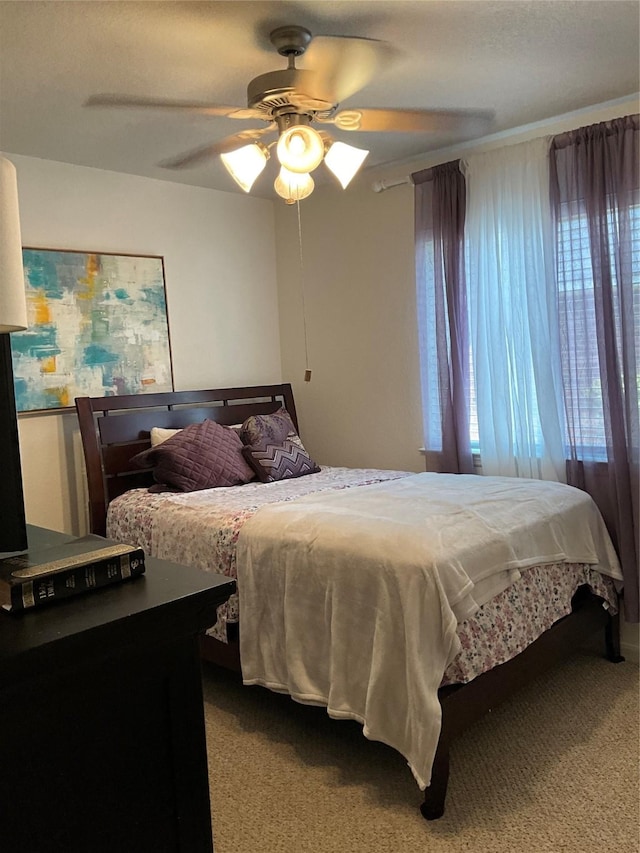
[555,199,640,459]
[458,202,640,461]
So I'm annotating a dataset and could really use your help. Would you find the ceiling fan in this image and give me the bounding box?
[86,25,493,203]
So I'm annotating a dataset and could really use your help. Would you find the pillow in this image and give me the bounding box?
[240,407,304,449]
[242,438,320,483]
[150,423,243,446]
[132,419,255,492]
[150,426,182,446]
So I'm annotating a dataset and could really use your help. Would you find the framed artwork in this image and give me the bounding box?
[11,249,174,412]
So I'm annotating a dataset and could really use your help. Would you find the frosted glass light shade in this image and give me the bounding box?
[220,144,268,192]
[0,157,27,333]
[274,168,315,204]
[276,126,324,174]
[324,141,369,189]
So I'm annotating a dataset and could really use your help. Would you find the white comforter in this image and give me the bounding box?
[236,472,622,790]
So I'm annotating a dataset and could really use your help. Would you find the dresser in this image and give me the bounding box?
[0,526,235,853]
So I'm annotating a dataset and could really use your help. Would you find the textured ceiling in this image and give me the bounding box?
[0,1,638,198]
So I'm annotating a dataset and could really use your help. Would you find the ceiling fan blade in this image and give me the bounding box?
[297,35,399,105]
[158,124,276,169]
[329,107,495,134]
[85,94,262,121]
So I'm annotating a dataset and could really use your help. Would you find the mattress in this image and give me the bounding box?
[107,466,619,688]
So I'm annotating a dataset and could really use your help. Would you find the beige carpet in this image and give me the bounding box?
[203,646,639,853]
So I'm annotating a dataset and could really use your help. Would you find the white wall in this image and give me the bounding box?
[9,154,281,535]
[273,95,639,659]
[274,178,423,474]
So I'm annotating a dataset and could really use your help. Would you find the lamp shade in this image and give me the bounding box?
[0,157,27,333]
[276,126,324,174]
[220,144,269,193]
[324,141,369,189]
[274,167,315,204]
[0,155,27,552]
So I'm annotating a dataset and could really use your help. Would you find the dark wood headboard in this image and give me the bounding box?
[75,383,297,537]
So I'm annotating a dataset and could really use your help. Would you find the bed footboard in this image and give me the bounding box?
[198,587,617,821]
[420,592,616,820]
[199,632,241,673]
[605,610,625,663]
[421,739,451,820]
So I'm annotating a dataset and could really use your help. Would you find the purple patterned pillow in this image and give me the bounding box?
[240,407,304,449]
[242,438,320,483]
[132,419,255,492]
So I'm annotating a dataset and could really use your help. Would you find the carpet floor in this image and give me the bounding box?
[203,645,639,853]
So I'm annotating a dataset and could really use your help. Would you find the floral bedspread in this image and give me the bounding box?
[107,467,410,641]
[441,562,616,685]
[106,466,618,686]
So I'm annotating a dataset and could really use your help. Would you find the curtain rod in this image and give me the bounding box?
[371,176,412,193]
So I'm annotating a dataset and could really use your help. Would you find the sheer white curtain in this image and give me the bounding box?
[463,138,566,480]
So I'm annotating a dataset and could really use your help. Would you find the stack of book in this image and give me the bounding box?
[0,535,145,613]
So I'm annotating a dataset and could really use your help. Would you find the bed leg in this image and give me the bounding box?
[605,612,625,663]
[420,741,449,821]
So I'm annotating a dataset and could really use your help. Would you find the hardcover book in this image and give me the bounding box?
[0,535,145,612]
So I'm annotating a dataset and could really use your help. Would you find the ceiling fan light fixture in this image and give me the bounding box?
[276,126,324,174]
[324,141,369,189]
[274,167,315,204]
[220,143,269,192]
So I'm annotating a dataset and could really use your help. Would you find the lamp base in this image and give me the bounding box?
[0,334,27,552]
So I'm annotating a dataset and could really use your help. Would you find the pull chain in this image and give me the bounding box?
[296,200,312,382]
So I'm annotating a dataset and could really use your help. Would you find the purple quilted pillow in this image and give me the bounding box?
[132,419,255,492]
[242,438,320,483]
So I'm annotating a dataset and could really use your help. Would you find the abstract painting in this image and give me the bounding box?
[11,249,173,412]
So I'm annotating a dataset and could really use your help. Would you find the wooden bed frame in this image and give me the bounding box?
[75,382,623,820]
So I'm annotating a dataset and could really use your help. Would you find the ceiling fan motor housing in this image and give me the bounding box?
[269,25,313,57]
[247,69,299,111]
[247,69,333,117]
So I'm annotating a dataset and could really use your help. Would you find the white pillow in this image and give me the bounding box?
[150,423,243,446]
[150,426,182,446]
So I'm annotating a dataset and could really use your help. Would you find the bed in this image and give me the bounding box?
[75,382,624,820]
